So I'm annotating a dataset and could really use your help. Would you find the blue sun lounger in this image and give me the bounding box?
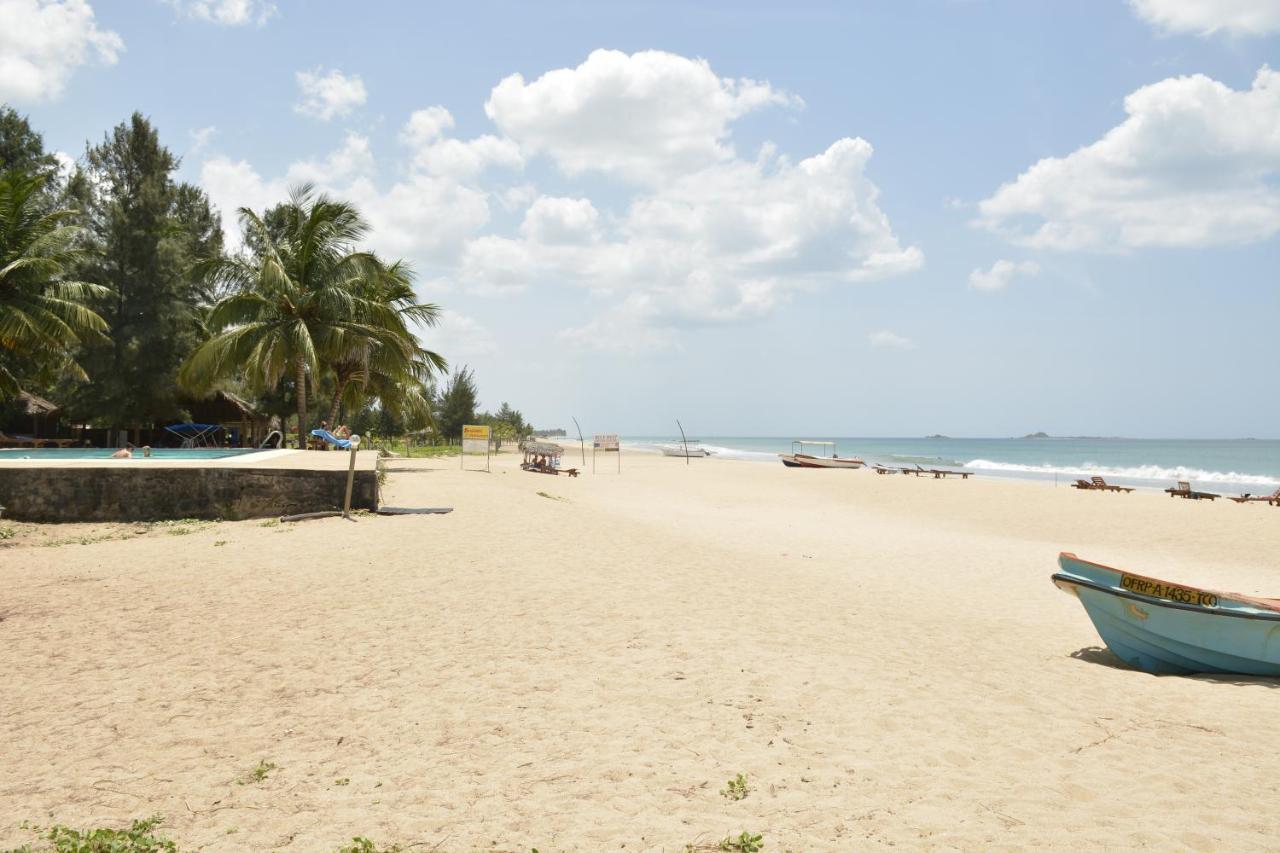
[309,428,352,450]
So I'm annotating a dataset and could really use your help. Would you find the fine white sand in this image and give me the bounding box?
[2,450,1278,850]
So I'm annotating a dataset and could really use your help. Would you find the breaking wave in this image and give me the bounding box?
[964,459,1280,487]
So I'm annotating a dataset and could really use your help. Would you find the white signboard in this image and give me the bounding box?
[593,434,619,451]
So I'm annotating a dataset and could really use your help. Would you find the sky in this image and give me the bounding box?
[3,0,1279,438]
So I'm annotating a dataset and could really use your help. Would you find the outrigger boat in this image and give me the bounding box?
[660,440,710,458]
[778,440,864,469]
[1052,552,1280,676]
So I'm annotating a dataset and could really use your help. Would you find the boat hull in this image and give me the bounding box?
[778,453,864,469]
[1052,553,1280,676]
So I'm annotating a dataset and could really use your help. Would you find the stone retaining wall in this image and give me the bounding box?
[0,466,379,522]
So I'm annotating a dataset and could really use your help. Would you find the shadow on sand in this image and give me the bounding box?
[1069,645,1280,687]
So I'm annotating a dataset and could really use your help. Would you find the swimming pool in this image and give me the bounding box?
[0,447,269,460]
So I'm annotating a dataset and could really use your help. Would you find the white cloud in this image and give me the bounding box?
[429,310,497,359]
[977,67,1280,251]
[465,136,922,346]
[968,259,1040,292]
[294,67,367,121]
[200,135,491,261]
[485,48,800,183]
[1129,0,1280,36]
[171,0,275,26]
[0,0,122,102]
[398,106,523,178]
[201,50,919,353]
[868,330,915,350]
[189,125,217,156]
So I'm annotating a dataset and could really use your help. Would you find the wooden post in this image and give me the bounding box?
[343,435,361,519]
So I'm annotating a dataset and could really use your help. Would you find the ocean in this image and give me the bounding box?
[621,436,1280,493]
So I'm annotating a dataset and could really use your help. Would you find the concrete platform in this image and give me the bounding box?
[0,450,380,522]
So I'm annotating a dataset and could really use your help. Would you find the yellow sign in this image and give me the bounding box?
[462,425,490,440]
[1121,574,1218,608]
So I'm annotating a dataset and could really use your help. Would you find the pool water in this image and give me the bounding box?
[0,448,270,460]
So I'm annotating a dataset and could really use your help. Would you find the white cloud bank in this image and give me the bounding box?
[170,0,275,26]
[1129,0,1280,36]
[294,68,367,121]
[201,49,921,351]
[968,259,1039,291]
[486,48,801,184]
[868,330,914,350]
[0,0,122,102]
[977,67,1280,251]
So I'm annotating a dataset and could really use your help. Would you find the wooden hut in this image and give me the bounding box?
[13,391,63,439]
[183,390,269,447]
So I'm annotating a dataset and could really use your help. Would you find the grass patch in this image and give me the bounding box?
[258,519,280,528]
[334,777,350,786]
[237,759,277,785]
[720,773,750,801]
[381,442,459,459]
[41,532,126,548]
[0,526,15,541]
[12,814,176,852]
[718,831,764,852]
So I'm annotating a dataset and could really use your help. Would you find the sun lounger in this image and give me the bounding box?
[309,428,352,450]
[927,468,971,479]
[1070,479,1095,490]
[1165,480,1219,500]
[0,431,74,448]
[1090,476,1134,493]
[1229,486,1280,505]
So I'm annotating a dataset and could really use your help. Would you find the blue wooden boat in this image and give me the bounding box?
[1052,552,1280,675]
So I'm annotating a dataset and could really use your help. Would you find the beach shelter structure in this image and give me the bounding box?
[182,390,269,447]
[8,391,63,439]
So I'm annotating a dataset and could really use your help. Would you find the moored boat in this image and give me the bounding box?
[660,441,710,457]
[1051,552,1280,675]
[778,440,864,469]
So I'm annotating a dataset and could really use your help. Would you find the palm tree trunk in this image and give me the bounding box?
[295,358,308,449]
[327,374,350,428]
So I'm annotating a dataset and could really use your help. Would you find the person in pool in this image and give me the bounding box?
[111,444,133,459]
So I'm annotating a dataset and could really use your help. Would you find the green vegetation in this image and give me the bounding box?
[11,814,176,852]
[335,839,402,853]
[0,526,15,540]
[721,773,750,801]
[718,831,764,852]
[238,759,277,785]
[0,108,551,453]
[179,185,443,449]
[333,777,350,786]
[0,168,109,400]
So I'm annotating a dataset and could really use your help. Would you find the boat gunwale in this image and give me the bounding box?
[1057,551,1280,615]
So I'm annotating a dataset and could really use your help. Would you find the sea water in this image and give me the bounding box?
[623,436,1280,493]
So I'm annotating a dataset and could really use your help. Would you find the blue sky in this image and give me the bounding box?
[5,0,1279,437]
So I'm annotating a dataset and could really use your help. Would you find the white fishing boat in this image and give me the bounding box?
[660,440,711,457]
[779,440,864,469]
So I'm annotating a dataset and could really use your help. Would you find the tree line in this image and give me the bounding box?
[0,107,531,448]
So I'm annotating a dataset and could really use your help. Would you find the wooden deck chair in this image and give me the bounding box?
[1091,476,1134,493]
[1228,481,1280,502]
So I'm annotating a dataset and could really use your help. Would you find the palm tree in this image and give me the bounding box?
[0,170,109,400]
[180,185,402,448]
[323,259,447,428]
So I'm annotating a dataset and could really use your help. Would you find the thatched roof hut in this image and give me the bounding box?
[183,390,270,446]
[16,391,60,417]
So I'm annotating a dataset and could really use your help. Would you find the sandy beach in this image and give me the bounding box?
[2,450,1278,851]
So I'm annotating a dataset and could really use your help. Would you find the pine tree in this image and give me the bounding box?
[69,113,222,429]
